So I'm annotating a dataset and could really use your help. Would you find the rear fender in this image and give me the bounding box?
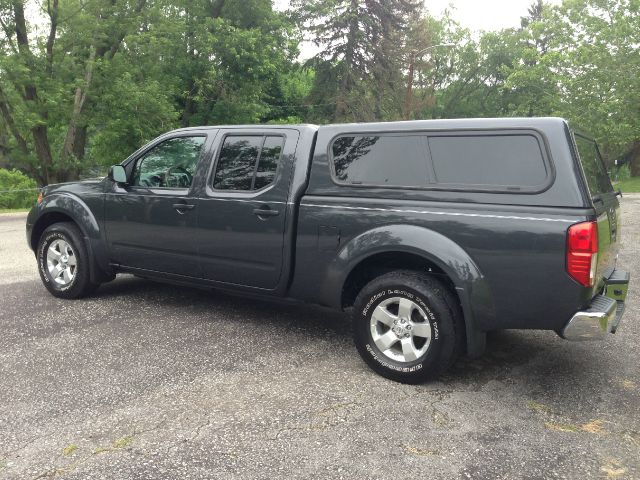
[330,224,494,356]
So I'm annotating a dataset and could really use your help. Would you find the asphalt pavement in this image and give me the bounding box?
[0,198,639,479]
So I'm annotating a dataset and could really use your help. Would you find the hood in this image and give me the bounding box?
[43,177,107,196]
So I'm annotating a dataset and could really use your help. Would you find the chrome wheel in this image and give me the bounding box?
[46,239,77,286]
[370,296,432,363]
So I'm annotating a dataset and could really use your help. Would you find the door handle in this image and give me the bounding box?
[173,203,195,213]
[253,207,279,218]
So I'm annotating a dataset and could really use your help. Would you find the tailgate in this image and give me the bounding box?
[573,133,620,288]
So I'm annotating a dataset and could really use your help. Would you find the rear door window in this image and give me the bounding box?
[213,135,284,191]
[254,136,284,190]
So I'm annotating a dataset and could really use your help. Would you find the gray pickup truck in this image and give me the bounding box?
[26,117,630,383]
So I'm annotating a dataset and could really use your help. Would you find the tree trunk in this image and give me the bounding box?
[45,0,59,76]
[60,46,96,175]
[0,91,29,156]
[32,125,55,184]
[73,125,87,161]
[630,141,640,177]
[12,0,56,185]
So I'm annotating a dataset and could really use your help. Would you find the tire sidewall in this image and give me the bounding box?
[353,274,457,382]
[37,225,87,297]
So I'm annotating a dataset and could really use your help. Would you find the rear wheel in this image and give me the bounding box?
[352,270,463,383]
[37,222,99,299]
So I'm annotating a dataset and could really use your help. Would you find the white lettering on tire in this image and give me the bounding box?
[366,344,423,372]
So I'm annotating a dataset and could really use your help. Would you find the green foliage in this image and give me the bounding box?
[0,168,37,208]
[90,73,179,167]
[293,0,419,121]
[614,164,631,182]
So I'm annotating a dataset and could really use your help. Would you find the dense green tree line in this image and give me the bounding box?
[0,0,638,185]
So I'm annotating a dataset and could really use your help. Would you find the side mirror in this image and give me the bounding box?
[109,165,128,185]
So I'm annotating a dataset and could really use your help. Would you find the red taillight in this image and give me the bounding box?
[567,221,598,287]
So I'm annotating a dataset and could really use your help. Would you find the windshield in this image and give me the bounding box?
[573,133,614,196]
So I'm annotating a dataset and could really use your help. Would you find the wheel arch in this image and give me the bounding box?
[333,224,494,357]
[31,210,82,252]
[30,193,112,283]
[31,193,100,249]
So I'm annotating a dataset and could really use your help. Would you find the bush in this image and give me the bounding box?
[613,163,631,182]
[0,168,38,209]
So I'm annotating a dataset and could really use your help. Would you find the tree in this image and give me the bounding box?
[0,0,304,182]
[294,0,419,122]
[0,0,154,184]
[551,0,640,171]
[1,0,639,184]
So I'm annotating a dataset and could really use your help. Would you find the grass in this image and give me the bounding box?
[544,421,580,433]
[614,176,640,193]
[63,444,78,456]
[527,400,552,414]
[0,207,30,214]
[112,436,133,449]
[93,435,134,455]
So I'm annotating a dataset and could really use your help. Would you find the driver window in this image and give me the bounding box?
[132,136,205,188]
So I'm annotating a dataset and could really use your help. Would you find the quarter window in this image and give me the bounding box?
[213,135,284,191]
[132,136,205,188]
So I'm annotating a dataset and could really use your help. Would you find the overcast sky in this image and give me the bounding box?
[420,0,562,32]
[275,0,562,59]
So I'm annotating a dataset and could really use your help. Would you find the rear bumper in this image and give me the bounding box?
[561,269,629,341]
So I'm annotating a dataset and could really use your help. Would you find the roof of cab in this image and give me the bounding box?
[168,124,319,134]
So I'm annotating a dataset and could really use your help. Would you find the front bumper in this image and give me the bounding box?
[561,269,629,341]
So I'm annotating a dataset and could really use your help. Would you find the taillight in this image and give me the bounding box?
[567,221,598,287]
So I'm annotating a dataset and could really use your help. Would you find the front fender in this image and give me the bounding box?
[328,224,495,355]
[30,192,112,282]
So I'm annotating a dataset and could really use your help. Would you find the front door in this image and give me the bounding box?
[197,129,299,289]
[105,134,209,277]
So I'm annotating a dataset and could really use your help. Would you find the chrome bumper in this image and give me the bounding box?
[561,269,629,341]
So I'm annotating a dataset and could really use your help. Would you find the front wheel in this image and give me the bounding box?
[352,271,464,383]
[36,222,99,299]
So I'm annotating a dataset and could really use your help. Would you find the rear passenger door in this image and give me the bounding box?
[197,129,299,289]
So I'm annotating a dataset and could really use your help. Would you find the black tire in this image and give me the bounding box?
[36,222,99,299]
[352,270,464,383]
